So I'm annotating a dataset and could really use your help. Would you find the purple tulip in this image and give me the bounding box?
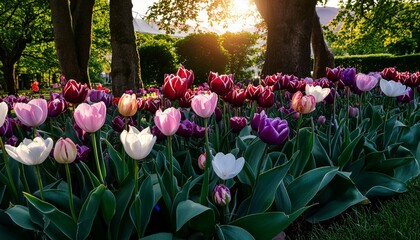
[151,125,166,141]
[396,87,414,103]
[75,144,90,163]
[176,119,195,137]
[0,116,13,137]
[324,88,337,105]
[111,115,137,132]
[89,89,105,103]
[340,68,356,86]
[355,73,379,92]
[348,106,359,118]
[213,184,231,206]
[5,135,18,146]
[317,115,326,125]
[73,122,89,143]
[230,116,247,133]
[214,107,222,122]
[193,124,205,138]
[48,98,67,117]
[14,99,48,127]
[258,117,289,145]
[251,110,267,131]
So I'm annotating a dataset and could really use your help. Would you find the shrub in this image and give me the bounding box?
[176,33,228,84]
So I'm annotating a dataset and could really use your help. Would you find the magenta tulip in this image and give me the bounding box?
[74,102,106,133]
[14,98,48,127]
[154,107,181,136]
[191,92,218,118]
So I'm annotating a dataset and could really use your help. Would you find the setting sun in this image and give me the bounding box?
[220,0,259,32]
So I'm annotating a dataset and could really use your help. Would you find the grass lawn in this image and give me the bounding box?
[287,177,420,240]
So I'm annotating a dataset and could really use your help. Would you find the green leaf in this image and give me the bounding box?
[111,176,134,239]
[338,135,364,168]
[104,139,127,184]
[236,161,256,187]
[353,172,407,198]
[176,200,214,234]
[216,225,255,240]
[5,205,38,231]
[101,189,116,226]
[24,192,76,239]
[247,160,292,214]
[76,184,106,240]
[230,208,308,239]
[140,233,176,240]
[290,128,314,176]
[244,138,267,176]
[136,175,155,237]
[304,172,367,223]
[275,181,291,214]
[312,134,333,166]
[287,166,338,212]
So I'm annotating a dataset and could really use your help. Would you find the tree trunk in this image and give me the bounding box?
[49,0,94,85]
[2,61,17,95]
[110,0,142,96]
[311,10,334,79]
[255,0,317,77]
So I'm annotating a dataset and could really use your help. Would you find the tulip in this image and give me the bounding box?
[75,144,90,162]
[212,152,245,180]
[112,115,136,132]
[287,80,306,93]
[326,67,342,82]
[250,110,267,131]
[163,74,188,101]
[214,107,222,122]
[230,116,247,133]
[213,184,231,206]
[258,117,289,145]
[120,126,156,160]
[277,74,296,90]
[48,98,67,117]
[348,106,359,118]
[154,107,181,136]
[340,68,356,86]
[209,73,234,96]
[74,102,107,133]
[63,79,89,104]
[14,98,48,127]
[89,89,105,103]
[54,138,77,164]
[151,125,166,141]
[31,81,39,93]
[379,79,407,97]
[0,101,8,127]
[144,97,161,114]
[381,67,398,80]
[355,73,379,92]
[225,89,246,107]
[396,87,414,103]
[193,124,205,138]
[179,89,194,108]
[245,84,264,100]
[318,78,333,89]
[176,65,194,88]
[118,93,138,117]
[176,119,195,137]
[5,137,53,165]
[191,92,218,119]
[291,91,316,114]
[0,116,13,137]
[262,74,280,87]
[73,122,88,143]
[198,153,206,170]
[257,87,274,108]
[305,85,330,103]
[317,115,326,125]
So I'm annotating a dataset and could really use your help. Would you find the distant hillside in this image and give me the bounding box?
[316,6,339,25]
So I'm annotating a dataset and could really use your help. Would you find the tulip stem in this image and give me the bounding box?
[91,132,104,183]
[200,118,210,206]
[294,114,303,153]
[124,116,129,131]
[346,86,350,132]
[0,137,18,202]
[167,135,174,199]
[35,165,44,201]
[65,164,77,222]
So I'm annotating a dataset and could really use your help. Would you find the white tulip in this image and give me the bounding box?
[120,126,156,160]
[0,101,8,127]
[380,79,407,97]
[305,85,330,103]
[212,152,245,180]
[5,137,53,165]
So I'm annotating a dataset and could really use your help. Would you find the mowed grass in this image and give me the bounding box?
[289,177,420,240]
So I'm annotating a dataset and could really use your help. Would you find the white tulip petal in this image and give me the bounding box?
[0,102,8,127]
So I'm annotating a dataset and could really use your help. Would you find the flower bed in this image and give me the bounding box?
[0,66,419,239]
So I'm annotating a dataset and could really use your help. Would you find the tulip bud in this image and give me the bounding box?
[118,93,138,117]
[198,153,206,170]
[213,184,231,206]
[75,145,90,163]
[48,98,67,117]
[176,119,195,137]
[0,116,13,137]
[214,107,223,122]
[230,116,247,133]
[381,67,398,81]
[257,87,274,108]
[210,73,234,96]
[396,87,413,103]
[193,124,205,138]
[326,67,342,82]
[348,106,359,118]
[251,110,266,131]
[245,84,264,100]
[176,66,194,88]
[225,89,246,107]
[163,74,188,101]
[291,91,316,114]
[317,115,326,125]
[63,79,89,104]
[340,68,357,86]
[54,138,77,164]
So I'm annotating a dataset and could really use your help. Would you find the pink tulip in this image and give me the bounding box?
[74,102,106,133]
[154,107,181,136]
[191,92,218,118]
[355,73,379,91]
[14,99,48,127]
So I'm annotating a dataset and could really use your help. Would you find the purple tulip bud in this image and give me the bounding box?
[214,107,222,122]
[48,98,67,117]
[193,124,205,138]
[75,144,90,163]
[176,119,195,137]
[258,117,289,145]
[251,110,266,131]
[74,122,89,143]
[317,115,326,126]
[230,116,247,133]
[112,115,137,132]
[348,106,359,118]
[340,68,356,86]
[5,135,18,146]
[213,184,231,206]
[89,89,105,103]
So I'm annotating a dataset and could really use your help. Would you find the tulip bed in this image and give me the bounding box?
[0,66,419,239]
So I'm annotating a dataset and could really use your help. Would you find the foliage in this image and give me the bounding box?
[137,34,178,86]
[333,54,420,73]
[175,33,228,83]
[221,32,259,80]
[326,0,420,55]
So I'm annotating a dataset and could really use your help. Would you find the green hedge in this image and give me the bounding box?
[334,54,420,73]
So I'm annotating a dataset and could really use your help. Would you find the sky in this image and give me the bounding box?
[132,0,341,17]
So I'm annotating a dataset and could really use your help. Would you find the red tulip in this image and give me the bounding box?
[225,89,246,107]
[63,79,89,104]
[163,74,188,101]
[257,87,274,108]
[381,67,398,81]
[245,84,264,100]
[209,72,233,96]
[179,89,195,108]
[262,74,280,87]
[176,66,194,88]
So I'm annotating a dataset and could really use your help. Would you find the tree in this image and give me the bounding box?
[0,0,52,95]
[146,0,327,78]
[110,0,142,96]
[326,0,420,55]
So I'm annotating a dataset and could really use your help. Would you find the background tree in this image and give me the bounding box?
[110,0,142,96]
[326,0,420,55]
[0,0,52,95]
[49,0,95,85]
